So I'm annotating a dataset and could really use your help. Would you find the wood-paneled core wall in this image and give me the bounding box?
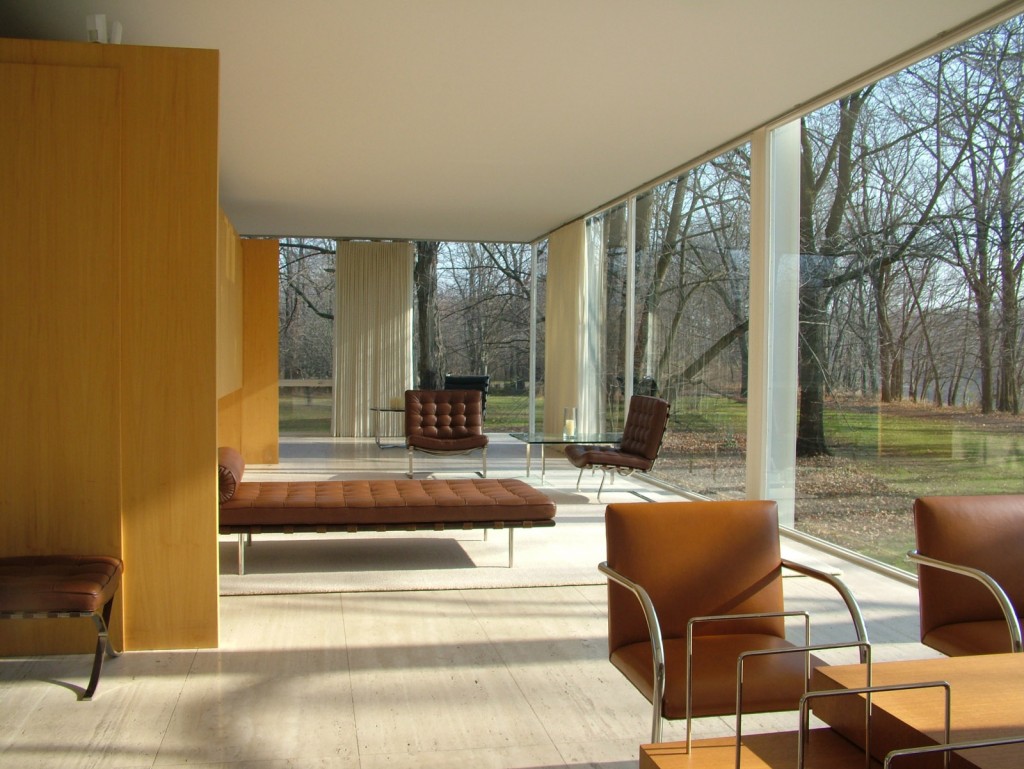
[0,38,220,652]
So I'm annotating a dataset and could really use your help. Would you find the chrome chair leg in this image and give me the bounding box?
[596,468,610,500]
[84,597,121,701]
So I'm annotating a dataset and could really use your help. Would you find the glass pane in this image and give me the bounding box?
[792,15,1024,570]
[638,148,752,499]
[278,237,335,435]
[418,241,536,432]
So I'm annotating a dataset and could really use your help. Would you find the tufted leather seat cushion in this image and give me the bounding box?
[220,477,554,528]
[0,555,123,614]
[405,390,488,451]
[564,444,654,471]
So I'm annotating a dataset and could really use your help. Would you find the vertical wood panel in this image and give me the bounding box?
[218,390,244,451]
[116,45,220,649]
[0,62,123,654]
[241,239,280,464]
[218,208,244,398]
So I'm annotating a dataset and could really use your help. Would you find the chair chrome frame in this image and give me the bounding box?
[735,639,871,767]
[908,549,1023,653]
[575,461,659,501]
[884,734,1024,768]
[407,444,487,478]
[798,680,951,769]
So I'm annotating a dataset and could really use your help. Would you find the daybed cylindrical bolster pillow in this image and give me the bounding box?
[218,446,245,503]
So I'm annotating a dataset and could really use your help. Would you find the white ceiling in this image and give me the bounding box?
[1,0,1018,242]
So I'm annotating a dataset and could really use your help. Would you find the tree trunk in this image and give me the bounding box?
[997,154,1021,413]
[414,241,442,389]
[634,174,688,382]
[797,261,831,455]
[796,92,869,456]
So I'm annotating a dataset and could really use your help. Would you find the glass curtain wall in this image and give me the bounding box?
[790,14,1024,569]
[634,150,752,498]
[414,241,538,432]
[608,12,1024,567]
[278,237,336,434]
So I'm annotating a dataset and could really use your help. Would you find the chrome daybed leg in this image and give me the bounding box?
[508,528,514,568]
[237,533,246,576]
[482,447,487,478]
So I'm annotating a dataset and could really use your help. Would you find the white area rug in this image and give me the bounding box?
[218,483,683,596]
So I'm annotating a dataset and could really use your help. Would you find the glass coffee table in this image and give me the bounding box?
[369,406,405,449]
[510,431,622,482]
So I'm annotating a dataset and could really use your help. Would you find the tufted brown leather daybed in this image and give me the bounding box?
[218,447,556,575]
[0,555,123,700]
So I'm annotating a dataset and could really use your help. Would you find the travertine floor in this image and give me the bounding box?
[0,437,938,769]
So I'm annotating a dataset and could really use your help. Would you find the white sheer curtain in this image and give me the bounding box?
[544,220,588,435]
[333,242,414,437]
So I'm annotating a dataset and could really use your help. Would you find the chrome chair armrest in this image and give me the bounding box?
[783,558,870,661]
[800,679,950,769]
[598,561,667,742]
[907,549,1022,653]
[885,734,1024,768]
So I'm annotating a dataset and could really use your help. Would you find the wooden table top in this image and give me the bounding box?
[813,653,1024,769]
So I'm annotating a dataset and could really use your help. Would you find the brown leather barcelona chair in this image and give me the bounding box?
[405,389,488,478]
[600,500,869,745]
[564,395,670,499]
[909,494,1024,656]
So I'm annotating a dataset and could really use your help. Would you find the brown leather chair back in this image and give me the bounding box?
[619,395,670,461]
[405,389,483,440]
[605,500,785,654]
[915,494,1024,639]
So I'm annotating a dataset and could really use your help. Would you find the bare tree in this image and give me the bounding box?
[278,238,335,379]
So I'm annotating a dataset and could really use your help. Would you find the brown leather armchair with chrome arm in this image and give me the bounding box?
[910,494,1024,656]
[600,500,869,745]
